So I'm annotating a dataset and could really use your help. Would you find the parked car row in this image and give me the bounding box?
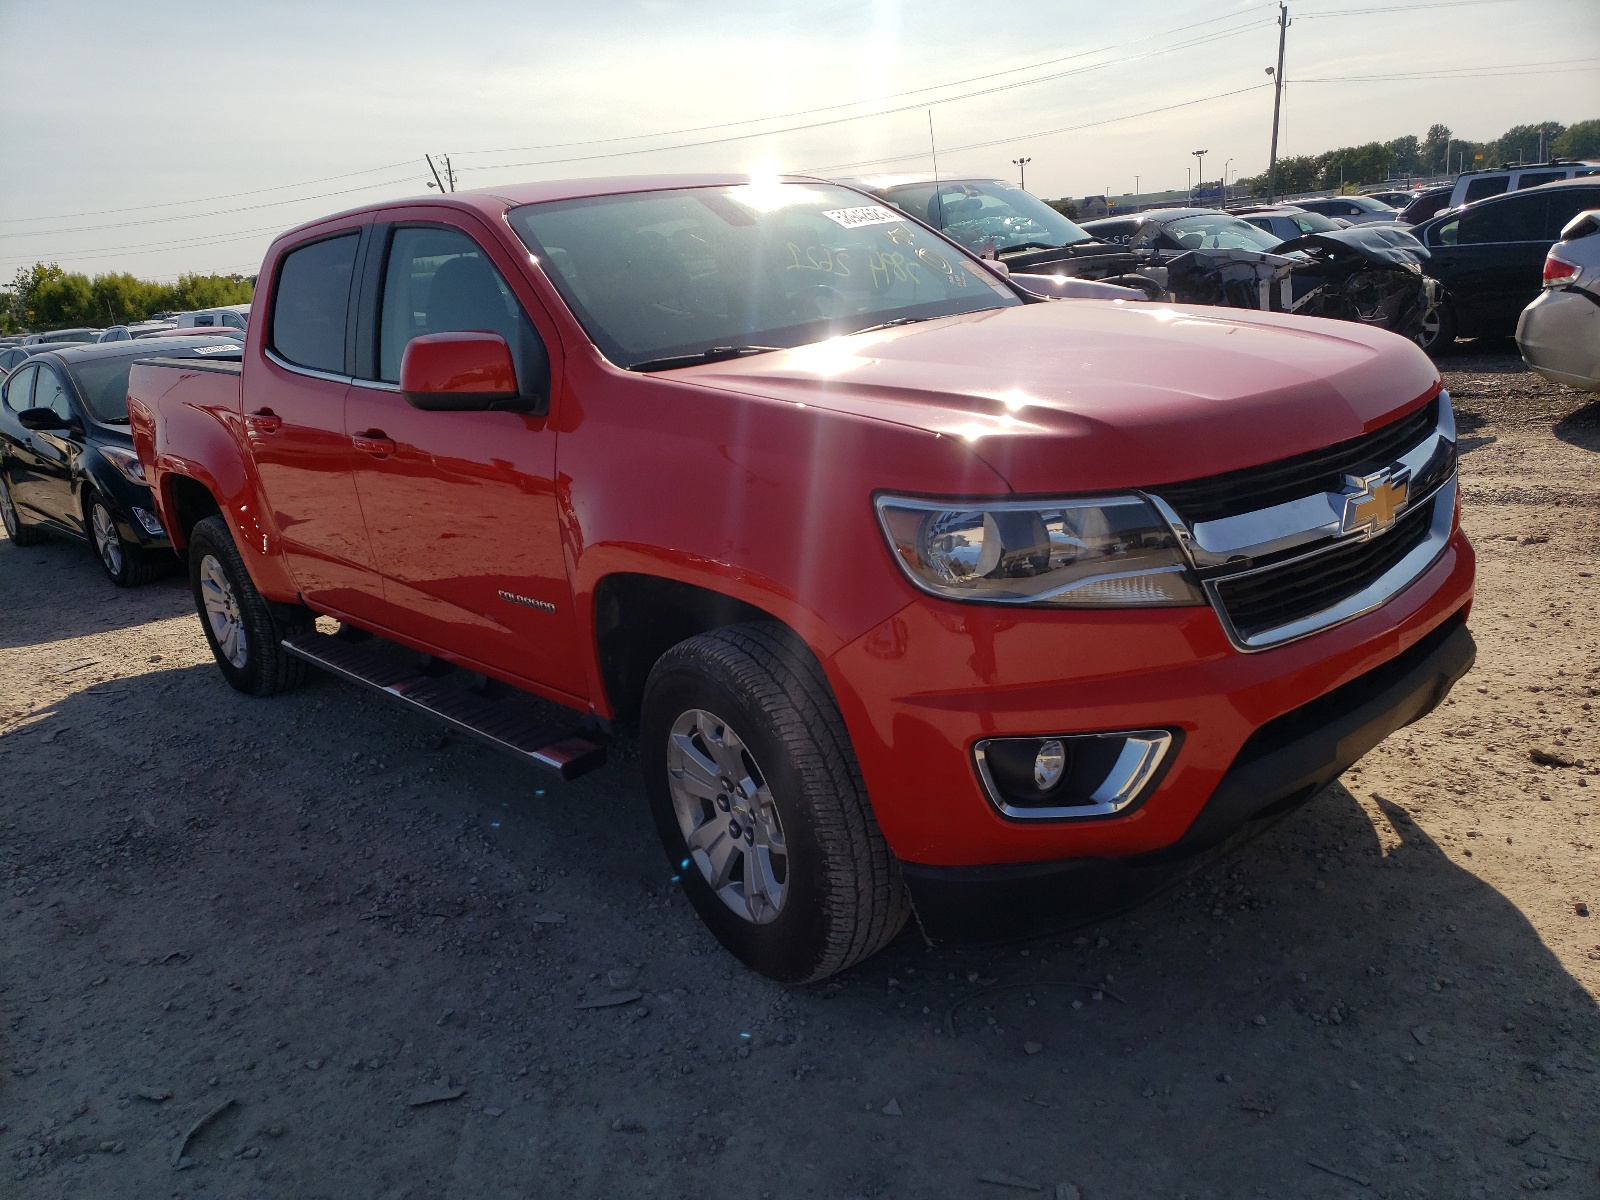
[1,306,250,370]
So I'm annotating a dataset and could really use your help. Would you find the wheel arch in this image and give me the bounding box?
[594,572,785,731]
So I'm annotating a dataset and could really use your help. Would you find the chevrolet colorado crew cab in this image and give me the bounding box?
[129,174,1476,982]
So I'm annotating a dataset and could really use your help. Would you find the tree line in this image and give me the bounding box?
[1236,118,1600,197]
[0,263,255,334]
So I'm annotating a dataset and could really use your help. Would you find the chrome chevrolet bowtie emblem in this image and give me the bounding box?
[1339,468,1410,538]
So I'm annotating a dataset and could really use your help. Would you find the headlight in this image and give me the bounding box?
[99,445,147,485]
[874,493,1203,607]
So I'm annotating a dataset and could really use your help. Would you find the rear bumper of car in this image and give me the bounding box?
[826,525,1474,889]
[898,615,1474,942]
[1518,287,1600,391]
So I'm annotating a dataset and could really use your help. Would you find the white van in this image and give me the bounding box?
[176,304,250,331]
[1448,161,1600,209]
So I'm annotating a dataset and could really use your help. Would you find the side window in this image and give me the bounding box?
[193,314,215,327]
[1545,189,1600,239]
[271,233,360,374]
[221,311,245,329]
[377,226,548,395]
[1432,219,1459,247]
[34,366,74,420]
[3,363,37,411]
[1457,196,1546,245]
[1463,177,1508,204]
[1517,172,1564,190]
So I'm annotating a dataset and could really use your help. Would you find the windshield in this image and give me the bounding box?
[1352,195,1397,213]
[508,183,1020,370]
[878,179,1094,256]
[1154,214,1284,252]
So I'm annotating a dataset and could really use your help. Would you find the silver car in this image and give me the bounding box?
[1517,209,1600,391]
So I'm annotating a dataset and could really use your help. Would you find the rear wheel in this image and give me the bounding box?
[1415,294,1457,356]
[188,515,313,696]
[89,495,163,586]
[0,472,48,546]
[641,622,910,982]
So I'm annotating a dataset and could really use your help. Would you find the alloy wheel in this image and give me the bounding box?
[666,708,788,924]
[0,478,17,538]
[91,503,123,576]
[1415,303,1442,350]
[199,553,248,669]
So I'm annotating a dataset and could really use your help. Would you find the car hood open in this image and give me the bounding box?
[678,301,1439,495]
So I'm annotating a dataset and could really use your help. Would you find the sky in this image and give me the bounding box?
[0,0,1596,283]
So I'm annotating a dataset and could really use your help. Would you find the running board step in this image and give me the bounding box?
[281,632,606,781]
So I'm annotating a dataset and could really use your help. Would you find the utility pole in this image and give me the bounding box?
[425,155,447,192]
[443,155,457,192]
[1011,157,1032,189]
[1134,175,1140,211]
[426,154,457,192]
[1266,2,1289,201]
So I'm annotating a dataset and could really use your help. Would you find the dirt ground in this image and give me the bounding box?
[2,344,1597,1200]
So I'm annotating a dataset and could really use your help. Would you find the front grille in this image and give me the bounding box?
[1151,396,1440,524]
[1212,495,1436,640]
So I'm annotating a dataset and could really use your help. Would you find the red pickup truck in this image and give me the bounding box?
[129,174,1475,982]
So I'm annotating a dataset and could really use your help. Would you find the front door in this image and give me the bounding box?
[343,219,586,700]
[245,227,387,621]
[19,362,84,530]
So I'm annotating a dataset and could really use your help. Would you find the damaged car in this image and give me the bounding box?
[851,176,1439,345]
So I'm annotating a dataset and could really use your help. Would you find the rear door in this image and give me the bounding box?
[245,226,387,620]
[1429,193,1551,335]
[0,363,47,518]
[342,214,587,700]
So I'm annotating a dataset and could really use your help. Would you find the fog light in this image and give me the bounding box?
[132,507,164,536]
[1033,739,1066,789]
[974,730,1178,821]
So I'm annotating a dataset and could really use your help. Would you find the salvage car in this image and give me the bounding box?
[0,337,242,583]
[853,178,1437,341]
[1413,178,1600,352]
[130,174,1475,982]
[1517,208,1600,390]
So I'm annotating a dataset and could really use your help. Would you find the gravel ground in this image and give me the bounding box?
[2,344,1597,1200]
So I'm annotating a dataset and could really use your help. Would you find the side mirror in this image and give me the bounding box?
[399,332,522,412]
[18,407,71,431]
[982,258,1012,279]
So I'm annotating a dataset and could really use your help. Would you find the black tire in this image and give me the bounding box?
[641,622,910,983]
[87,494,164,587]
[1415,293,1457,357]
[187,514,313,696]
[0,471,49,546]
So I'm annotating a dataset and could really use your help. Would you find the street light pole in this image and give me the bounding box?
[1223,157,1234,201]
[1011,156,1032,189]
[1191,150,1208,202]
[1186,166,1192,201]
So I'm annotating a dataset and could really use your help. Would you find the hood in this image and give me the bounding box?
[1276,225,1429,265]
[677,301,1440,495]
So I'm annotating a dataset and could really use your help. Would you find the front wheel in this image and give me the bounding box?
[89,495,163,586]
[188,515,313,696]
[641,622,910,983]
[1415,294,1457,356]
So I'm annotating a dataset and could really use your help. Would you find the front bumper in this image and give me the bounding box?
[825,527,1475,871]
[900,615,1474,942]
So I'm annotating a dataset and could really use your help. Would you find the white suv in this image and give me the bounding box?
[1448,161,1600,210]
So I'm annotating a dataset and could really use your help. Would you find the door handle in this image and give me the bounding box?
[352,431,397,456]
[244,409,283,434]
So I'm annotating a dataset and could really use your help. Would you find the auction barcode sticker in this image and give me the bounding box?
[821,206,904,229]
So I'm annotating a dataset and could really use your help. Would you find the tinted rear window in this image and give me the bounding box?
[1463,177,1508,203]
[271,234,359,374]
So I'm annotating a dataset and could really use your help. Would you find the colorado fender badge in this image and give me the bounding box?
[498,590,557,614]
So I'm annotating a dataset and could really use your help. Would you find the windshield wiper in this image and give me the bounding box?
[997,241,1067,256]
[629,345,784,372]
[844,315,945,337]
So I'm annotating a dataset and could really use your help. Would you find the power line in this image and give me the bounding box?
[1299,0,1514,15]
[463,21,1273,181]
[0,173,423,241]
[0,158,422,225]
[451,3,1279,160]
[802,83,1275,175]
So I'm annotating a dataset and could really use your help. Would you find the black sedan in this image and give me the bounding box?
[1411,178,1600,352]
[0,337,242,585]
